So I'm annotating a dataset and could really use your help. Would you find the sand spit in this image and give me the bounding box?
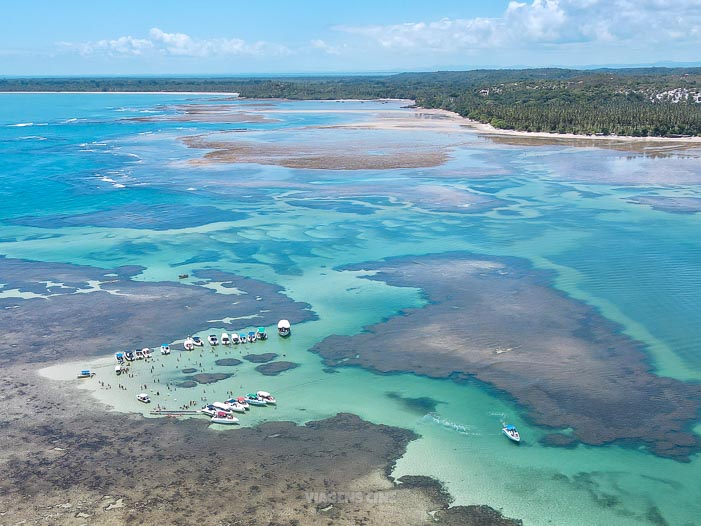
[0,361,521,525]
[311,253,701,460]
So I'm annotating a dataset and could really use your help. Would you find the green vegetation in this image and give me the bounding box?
[3,68,701,137]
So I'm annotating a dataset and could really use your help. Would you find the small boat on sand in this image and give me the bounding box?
[115,352,124,363]
[124,350,135,362]
[256,327,268,340]
[134,349,145,360]
[221,332,231,345]
[161,344,171,355]
[192,335,204,347]
[77,370,96,379]
[244,393,268,406]
[232,396,250,410]
[502,424,521,443]
[257,391,277,404]
[142,347,152,358]
[208,334,219,346]
[247,331,257,343]
[183,337,195,351]
[211,411,239,424]
[137,393,151,403]
[239,333,247,344]
[231,333,240,344]
[278,319,291,337]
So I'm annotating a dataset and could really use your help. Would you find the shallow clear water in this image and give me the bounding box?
[6,94,701,525]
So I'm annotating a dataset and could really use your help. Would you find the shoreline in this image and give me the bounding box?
[2,90,700,145]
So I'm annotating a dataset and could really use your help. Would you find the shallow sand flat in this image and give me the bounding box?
[311,253,701,460]
[183,132,454,170]
[2,363,521,525]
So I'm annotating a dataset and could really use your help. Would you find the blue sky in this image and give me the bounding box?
[2,0,701,75]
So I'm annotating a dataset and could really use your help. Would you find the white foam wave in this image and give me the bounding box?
[423,413,481,436]
[9,122,34,127]
[18,135,47,141]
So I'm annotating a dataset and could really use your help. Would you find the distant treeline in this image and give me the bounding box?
[3,68,701,137]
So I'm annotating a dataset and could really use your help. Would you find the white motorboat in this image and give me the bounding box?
[210,411,239,424]
[225,398,249,412]
[137,393,151,403]
[115,364,128,375]
[124,350,135,362]
[239,333,247,344]
[247,331,257,343]
[200,405,217,417]
[231,333,240,344]
[134,349,145,360]
[221,332,231,345]
[115,352,124,363]
[77,370,95,379]
[183,337,195,351]
[231,396,250,410]
[502,425,521,443]
[192,335,204,347]
[256,327,268,340]
[244,393,268,406]
[277,319,291,337]
[142,347,152,358]
[208,334,219,346]
[257,391,277,405]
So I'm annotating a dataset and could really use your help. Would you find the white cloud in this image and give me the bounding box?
[337,0,701,52]
[59,28,290,58]
[310,39,343,55]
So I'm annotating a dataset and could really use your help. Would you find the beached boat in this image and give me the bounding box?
[124,350,135,362]
[257,391,277,404]
[247,331,257,343]
[160,343,171,355]
[208,334,219,346]
[135,349,145,360]
[244,393,268,406]
[232,396,250,410]
[211,411,239,424]
[502,424,521,443]
[224,398,249,412]
[239,334,247,344]
[142,347,152,358]
[278,319,291,337]
[137,393,151,403]
[192,335,204,347]
[231,333,240,344]
[183,337,195,351]
[221,332,231,345]
[200,405,217,417]
[115,352,124,363]
[77,369,95,379]
[256,327,268,340]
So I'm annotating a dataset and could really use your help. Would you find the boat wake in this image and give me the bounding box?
[422,413,481,436]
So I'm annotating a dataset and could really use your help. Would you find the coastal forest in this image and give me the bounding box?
[4,68,701,137]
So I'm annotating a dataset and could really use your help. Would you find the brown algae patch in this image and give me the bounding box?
[255,361,299,376]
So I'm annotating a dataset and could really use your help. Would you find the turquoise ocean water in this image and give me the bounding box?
[3,94,701,525]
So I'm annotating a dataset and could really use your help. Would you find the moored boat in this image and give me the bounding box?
[257,391,277,404]
[231,333,240,344]
[244,393,268,406]
[211,411,239,424]
[183,337,195,351]
[135,349,145,360]
[124,350,135,362]
[115,364,128,375]
[256,327,268,340]
[225,398,249,412]
[142,347,152,358]
[208,334,219,346]
[239,333,247,344]
[247,331,257,343]
[221,332,231,345]
[502,424,521,443]
[192,335,204,347]
[277,319,291,337]
[77,369,95,379]
[234,396,250,410]
[137,393,151,403]
[115,352,124,363]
